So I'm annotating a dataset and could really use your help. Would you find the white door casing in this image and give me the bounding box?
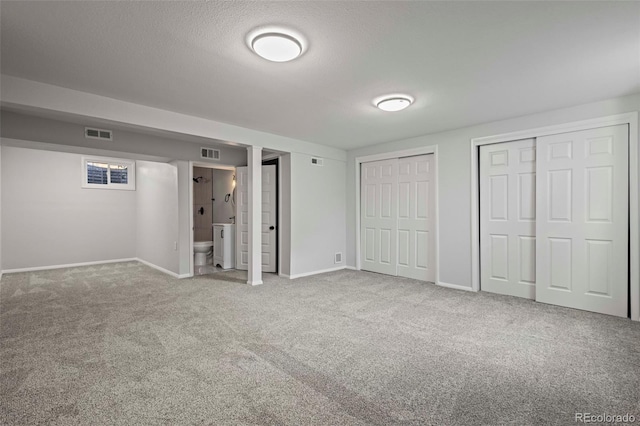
[535,125,629,317]
[480,139,537,299]
[236,166,249,270]
[236,165,277,272]
[397,155,436,281]
[261,165,277,273]
[360,159,398,276]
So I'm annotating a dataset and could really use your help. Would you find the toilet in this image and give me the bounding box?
[193,241,213,266]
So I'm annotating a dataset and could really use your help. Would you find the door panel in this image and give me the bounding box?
[235,165,277,272]
[480,139,536,299]
[396,155,435,281]
[261,165,277,273]
[535,125,628,317]
[360,159,398,276]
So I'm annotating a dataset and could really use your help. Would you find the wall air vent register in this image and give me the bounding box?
[85,127,112,141]
[201,147,221,160]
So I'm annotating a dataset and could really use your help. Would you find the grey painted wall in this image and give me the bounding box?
[346,93,640,288]
[136,161,180,274]
[290,153,346,276]
[1,146,137,269]
[0,110,248,166]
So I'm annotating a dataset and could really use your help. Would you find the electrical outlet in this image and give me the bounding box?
[174,241,178,251]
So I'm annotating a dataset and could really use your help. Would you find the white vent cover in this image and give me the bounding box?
[85,127,112,141]
[311,157,324,166]
[335,252,343,264]
[201,147,221,160]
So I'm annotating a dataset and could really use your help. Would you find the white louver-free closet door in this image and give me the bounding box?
[360,155,435,281]
[397,155,435,282]
[480,139,537,299]
[360,159,398,276]
[535,125,629,317]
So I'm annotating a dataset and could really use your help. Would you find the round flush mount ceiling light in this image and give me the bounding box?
[249,29,304,62]
[374,95,414,112]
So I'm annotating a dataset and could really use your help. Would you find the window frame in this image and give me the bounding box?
[81,155,136,190]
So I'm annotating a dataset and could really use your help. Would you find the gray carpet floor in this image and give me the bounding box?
[1,262,639,425]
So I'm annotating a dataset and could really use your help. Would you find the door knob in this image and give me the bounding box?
[269,226,275,230]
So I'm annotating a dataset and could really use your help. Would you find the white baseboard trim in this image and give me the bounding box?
[345,265,358,270]
[1,258,138,274]
[136,258,181,279]
[278,273,290,278]
[247,280,263,286]
[437,281,475,292]
[177,273,192,279]
[288,265,347,279]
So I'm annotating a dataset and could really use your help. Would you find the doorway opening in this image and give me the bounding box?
[191,163,236,276]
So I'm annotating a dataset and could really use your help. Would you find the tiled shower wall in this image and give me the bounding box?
[193,167,213,242]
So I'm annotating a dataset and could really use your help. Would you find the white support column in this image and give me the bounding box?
[247,146,263,285]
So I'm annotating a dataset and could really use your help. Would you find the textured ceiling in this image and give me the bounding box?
[1,1,639,150]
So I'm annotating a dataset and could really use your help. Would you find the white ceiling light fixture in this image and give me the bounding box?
[248,28,305,62]
[374,94,415,112]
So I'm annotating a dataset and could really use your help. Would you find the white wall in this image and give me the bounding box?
[172,160,192,277]
[0,145,3,279]
[136,161,180,275]
[346,94,640,288]
[280,154,292,276]
[290,153,346,276]
[1,146,137,270]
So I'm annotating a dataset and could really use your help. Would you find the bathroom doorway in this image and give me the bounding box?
[191,163,236,276]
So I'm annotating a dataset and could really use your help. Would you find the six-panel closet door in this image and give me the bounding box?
[535,125,628,317]
[479,139,537,299]
[480,124,629,317]
[360,159,398,276]
[397,155,435,281]
[360,155,435,281]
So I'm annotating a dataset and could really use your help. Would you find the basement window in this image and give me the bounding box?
[81,156,136,190]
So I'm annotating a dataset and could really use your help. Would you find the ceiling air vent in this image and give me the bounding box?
[201,147,221,161]
[85,127,112,141]
[311,157,324,166]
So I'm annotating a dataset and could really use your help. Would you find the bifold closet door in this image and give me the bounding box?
[535,125,628,317]
[360,159,398,275]
[397,155,435,282]
[480,139,537,299]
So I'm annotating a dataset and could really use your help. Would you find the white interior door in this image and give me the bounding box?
[397,155,435,282]
[235,165,277,272]
[535,125,629,317]
[480,139,537,299]
[236,166,249,270]
[261,165,277,273]
[360,159,398,276]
